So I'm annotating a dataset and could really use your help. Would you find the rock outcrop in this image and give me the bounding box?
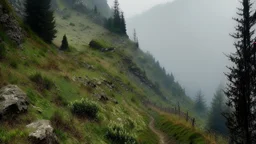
[26,120,59,144]
[7,0,58,17]
[0,85,28,119]
[8,0,25,17]
[122,57,166,100]
[89,40,115,52]
[0,4,24,45]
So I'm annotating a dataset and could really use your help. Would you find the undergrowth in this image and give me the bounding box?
[29,72,55,91]
[106,121,137,144]
[70,98,99,120]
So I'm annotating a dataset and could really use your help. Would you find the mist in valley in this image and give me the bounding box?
[114,0,242,104]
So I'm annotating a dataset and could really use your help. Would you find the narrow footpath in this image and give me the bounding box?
[149,116,176,144]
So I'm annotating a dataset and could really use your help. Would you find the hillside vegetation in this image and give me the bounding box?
[0,0,220,143]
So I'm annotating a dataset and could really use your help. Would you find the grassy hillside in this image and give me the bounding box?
[0,28,155,144]
[149,107,227,144]
[53,0,194,109]
[0,0,221,143]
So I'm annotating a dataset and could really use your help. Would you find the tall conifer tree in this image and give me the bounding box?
[60,34,69,51]
[113,0,121,32]
[225,0,256,143]
[208,87,228,135]
[194,90,207,116]
[120,11,127,35]
[25,0,57,43]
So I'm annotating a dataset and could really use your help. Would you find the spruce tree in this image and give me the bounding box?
[120,11,127,35]
[113,0,121,33]
[225,0,256,143]
[60,34,69,51]
[207,87,228,135]
[25,0,57,43]
[194,90,207,116]
[105,0,127,35]
[94,6,98,14]
[133,29,137,42]
[133,29,139,48]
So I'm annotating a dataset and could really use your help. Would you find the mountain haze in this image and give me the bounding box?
[0,0,229,143]
[127,0,239,103]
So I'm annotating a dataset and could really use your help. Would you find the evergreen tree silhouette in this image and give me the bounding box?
[60,34,69,51]
[225,0,256,143]
[25,0,57,43]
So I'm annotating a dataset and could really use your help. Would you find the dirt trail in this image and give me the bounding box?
[149,116,176,144]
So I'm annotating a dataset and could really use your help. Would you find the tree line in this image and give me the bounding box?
[105,0,127,35]
[194,0,256,142]
[24,0,128,51]
[192,87,228,136]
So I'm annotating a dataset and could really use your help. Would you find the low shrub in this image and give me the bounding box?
[51,111,83,140]
[42,59,59,70]
[0,70,6,87]
[89,40,104,50]
[54,95,68,106]
[9,61,18,69]
[70,98,99,119]
[29,73,54,91]
[0,43,6,59]
[69,23,75,26]
[89,39,111,51]
[62,14,71,19]
[106,121,137,144]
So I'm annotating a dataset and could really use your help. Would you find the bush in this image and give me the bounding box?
[0,43,6,59]
[9,61,18,69]
[29,73,54,91]
[50,111,83,140]
[106,122,137,144]
[70,98,99,119]
[89,40,104,50]
[69,23,75,26]
[62,14,71,19]
[89,40,111,50]
[0,70,6,87]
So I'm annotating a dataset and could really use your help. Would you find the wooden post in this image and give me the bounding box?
[178,102,180,116]
[192,118,195,128]
[186,111,189,122]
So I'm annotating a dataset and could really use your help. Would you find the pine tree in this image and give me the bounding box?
[25,0,57,43]
[194,90,207,116]
[60,34,69,51]
[105,0,127,35]
[133,29,137,42]
[94,6,98,14]
[207,87,228,135]
[120,11,127,35]
[133,29,139,48]
[225,0,256,143]
[113,0,121,32]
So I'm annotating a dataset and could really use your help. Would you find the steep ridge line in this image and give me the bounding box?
[149,116,176,144]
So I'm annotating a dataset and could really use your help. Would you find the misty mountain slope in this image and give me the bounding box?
[127,0,238,102]
[0,0,214,143]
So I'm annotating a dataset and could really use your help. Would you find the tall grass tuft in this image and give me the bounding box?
[70,98,99,120]
[106,121,137,144]
[29,72,54,91]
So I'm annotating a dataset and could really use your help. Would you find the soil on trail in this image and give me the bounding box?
[149,116,176,144]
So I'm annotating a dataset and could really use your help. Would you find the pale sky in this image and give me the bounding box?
[107,0,175,18]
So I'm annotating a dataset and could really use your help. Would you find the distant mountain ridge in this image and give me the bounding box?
[127,0,239,102]
[8,0,111,18]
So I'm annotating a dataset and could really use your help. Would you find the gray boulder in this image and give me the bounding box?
[26,120,59,144]
[0,85,28,119]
